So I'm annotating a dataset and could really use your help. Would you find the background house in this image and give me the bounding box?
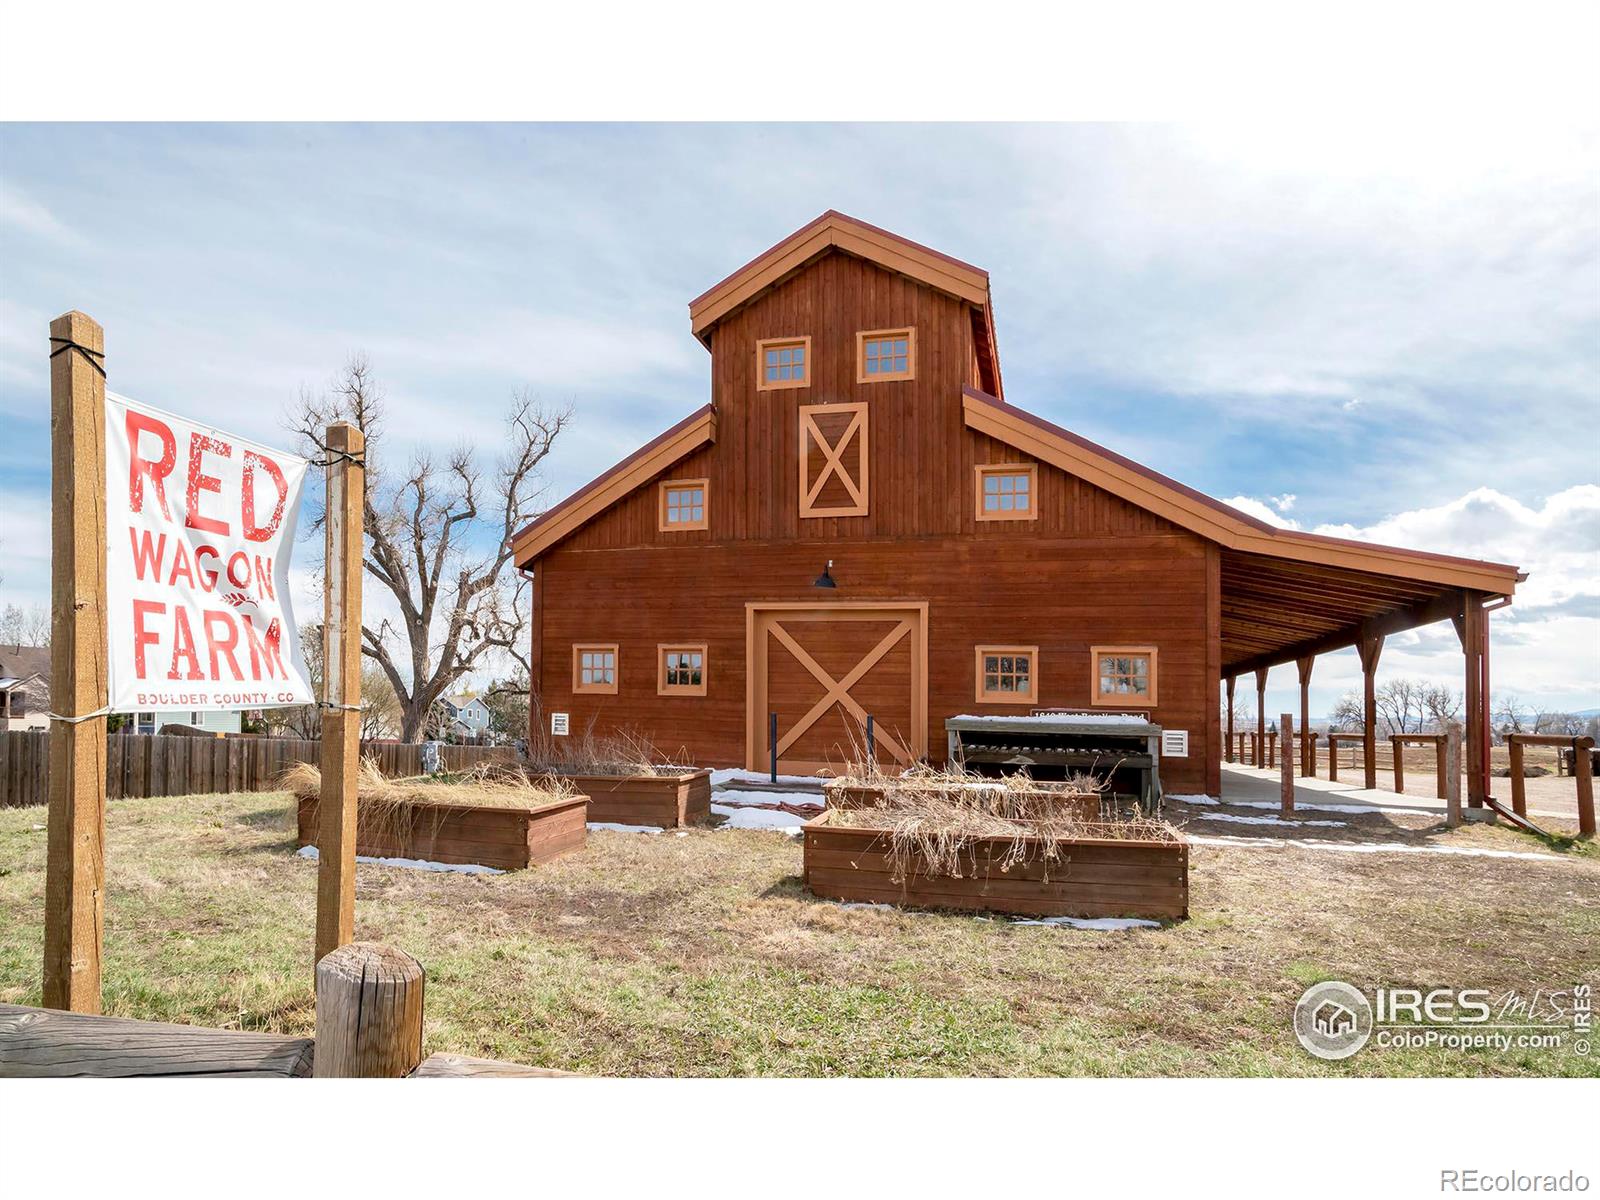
[0,644,50,731]
[438,694,492,740]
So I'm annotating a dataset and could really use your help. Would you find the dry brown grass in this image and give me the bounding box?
[523,714,687,777]
[282,759,578,811]
[826,764,1180,882]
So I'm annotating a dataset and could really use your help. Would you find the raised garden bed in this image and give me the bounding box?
[551,769,711,828]
[296,793,589,871]
[823,779,1102,823]
[802,810,1188,920]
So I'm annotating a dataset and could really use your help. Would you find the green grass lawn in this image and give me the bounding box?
[1,790,1597,1076]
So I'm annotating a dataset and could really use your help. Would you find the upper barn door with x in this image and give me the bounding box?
[747,603,928,774]
[798,401,868,518]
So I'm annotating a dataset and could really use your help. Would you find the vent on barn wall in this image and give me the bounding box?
[1161,730,1189,758]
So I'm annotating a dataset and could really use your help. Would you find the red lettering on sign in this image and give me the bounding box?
[128,528,167,581]
[167,540,196,588]
[126,410,177,520]
[195,544,221,592]
[131,599,165,677]
[241,451,288,543]
[185,433,231,535]
[167,606,203,680]
[241,615,287,681]
[203,610,243,681]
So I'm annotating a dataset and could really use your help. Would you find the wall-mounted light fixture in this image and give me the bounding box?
[813,559,837,589]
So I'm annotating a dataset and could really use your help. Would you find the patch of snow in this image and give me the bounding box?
[949,712,1151,727]
[295,845,504,875]
[1189,835,1564,862]
[714,788,822,808]
[710,768,827,787]
[838,901,896,911]
[1172,794,1423,817]
[1012,915,1162,930]
[712,803,807,830]
[1189,812,1348,828]
[587,821,664,834]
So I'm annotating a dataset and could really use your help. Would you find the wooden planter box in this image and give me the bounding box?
[802,810,1188,920]
[296,794,588,871]
[823,781,1103,823]
[551,769,711,827]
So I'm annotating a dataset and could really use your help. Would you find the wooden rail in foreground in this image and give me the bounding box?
[1504,733,1595,837]
[0,943,573,1078]
[1390,733,1448,799]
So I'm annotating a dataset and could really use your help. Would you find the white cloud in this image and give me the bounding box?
[0,181,81,245]
[1220,495,1298,529]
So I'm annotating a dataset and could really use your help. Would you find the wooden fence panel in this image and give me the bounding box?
[1,731,519,808]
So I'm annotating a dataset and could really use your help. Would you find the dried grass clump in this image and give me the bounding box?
[828,764,1180,882]
[524,715,690,777]
[282,759,578,811]
[827,763,1108,821]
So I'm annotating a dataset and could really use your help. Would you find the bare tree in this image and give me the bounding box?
[1493,692,1531,735]
[1420,683,1462,730]
[0,603,49,650]
[291,356,571,742]
[1534,710,1587,736]
[1329,691,1363,731]
[1373,677,1428,736]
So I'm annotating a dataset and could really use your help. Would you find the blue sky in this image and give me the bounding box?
[1,122,1596,717]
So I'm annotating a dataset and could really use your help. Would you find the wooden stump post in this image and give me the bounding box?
[1444,721,1463,829]
[1391,736,1405,795]
[315,422,366,966]
[313,943,424,1077]
[1434,737,1448,800]
[1507,737,1526,817]
[1575,736,1595,840]
[1280,713,1295,815]
[43,311,108,1014]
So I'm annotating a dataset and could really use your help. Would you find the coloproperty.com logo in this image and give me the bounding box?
[1293,981,1592,1060]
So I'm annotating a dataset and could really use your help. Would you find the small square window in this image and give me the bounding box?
[1091,646,1158,707]
[975,645,1037,705]
[659,478,709,531]
[975,463,1038,521]
[572,643,619,695]
[857,328,915,383]
[756,337,811,391]
[657,643,708,696]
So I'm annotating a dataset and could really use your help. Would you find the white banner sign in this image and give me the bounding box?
[105,391,314,712]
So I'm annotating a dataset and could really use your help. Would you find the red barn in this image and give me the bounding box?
[512,212,1520,799]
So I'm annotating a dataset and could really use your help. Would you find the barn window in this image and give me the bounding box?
[1091,646,1158,707]
[756,336,811,391]
[572,643,619,695]
[659,479,709,531]
[857,328,915,382]
[975,463,1037,521]
[975,645,1037,705]
[657,643,708,696]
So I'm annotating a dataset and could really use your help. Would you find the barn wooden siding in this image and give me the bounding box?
[531,250,1222,794]
[0,731,515,808]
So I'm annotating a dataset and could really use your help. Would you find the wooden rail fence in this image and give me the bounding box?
[0,731,516,809]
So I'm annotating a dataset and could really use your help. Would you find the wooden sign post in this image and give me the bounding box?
[43,311,109,1012]
[314,422,365,965]
[1279,713,1295,816]
[1444,721,1463,829]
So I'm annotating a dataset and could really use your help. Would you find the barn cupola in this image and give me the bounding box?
[686,210,1004,400]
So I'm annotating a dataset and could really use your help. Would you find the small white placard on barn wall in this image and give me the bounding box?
[1162,730,1189,758]
[550,712,569,736]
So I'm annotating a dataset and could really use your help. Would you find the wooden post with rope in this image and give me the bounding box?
[43,311,109,1013]
[314,422,365,966]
